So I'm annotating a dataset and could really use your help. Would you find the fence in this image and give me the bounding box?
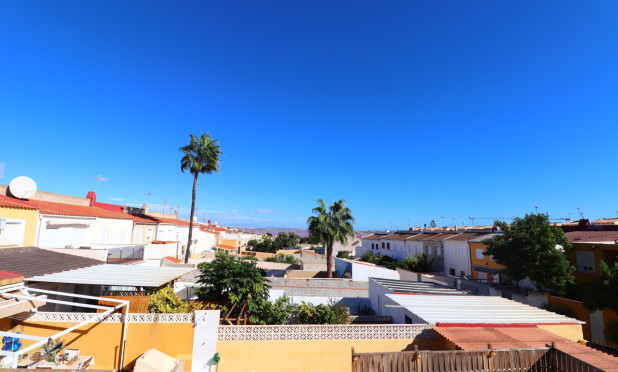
[586,340,618,357]
[106,245,144,263]
[351,346,606,372]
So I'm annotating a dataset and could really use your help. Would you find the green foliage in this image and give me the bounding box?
[249,232,301,253]
[297,300,350,324]
[148,286,189,313]
[336,250,353,259]
[484,214,575,295]
[359,251,434,272]
[307,199,355,278]
[179,132,222,263]
[264,254,299,265]
[606,320,618,345]
[248,295,296,325]
[196,252,270,304]
[580,260,618,313]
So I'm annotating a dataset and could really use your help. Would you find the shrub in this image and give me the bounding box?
[297,300,350,324]
[248,295,296,325]
[264,254,299,265]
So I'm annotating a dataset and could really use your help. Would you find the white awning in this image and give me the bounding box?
[26,264,197,288]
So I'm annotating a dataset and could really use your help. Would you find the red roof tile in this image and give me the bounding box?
[24,199,132,220]
[565,230,618,243]
[156,217,192,226]
[0,195,38,210]
[435,326,618,371]
[163,256,182,263]
[216,244,236,250]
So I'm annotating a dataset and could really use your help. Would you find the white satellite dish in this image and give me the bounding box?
[8,176,37,199]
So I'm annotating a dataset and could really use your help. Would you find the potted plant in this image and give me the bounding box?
[40,339,65,363]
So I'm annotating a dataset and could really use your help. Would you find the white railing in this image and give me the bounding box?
[217,324,437,341]
[16,312,194,323]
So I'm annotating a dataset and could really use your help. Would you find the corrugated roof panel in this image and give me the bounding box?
[26,265,196,288]
[386,294,584,325]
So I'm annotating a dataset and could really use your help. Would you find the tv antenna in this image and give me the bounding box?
[163,199,169,215]
[469,216,475,226]
[577,208,583,219]
[95,175,107,190]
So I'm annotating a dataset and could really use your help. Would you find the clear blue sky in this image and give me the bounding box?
[1,1,617,230]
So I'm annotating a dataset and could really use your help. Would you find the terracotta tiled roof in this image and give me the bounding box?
[0,270,23,286]
[435,326,618,371]
[0,247,103,278]
[216,244,236,251]
[423,233,455,241]
[0,195,38,210]
[361,234,383,241]
[163,256,182,263]
[444,233,488,241]
[25,199,132,220]
[405,233,430,241]
[132,214,160,223]
[565,230,618,243]
[381,233,417,241]
[593,218,618,225]
[156,217,192,226]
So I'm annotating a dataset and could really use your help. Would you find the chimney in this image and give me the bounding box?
[455,225,458,232]
[208,219,211,226]
[443,226,447,232]
[143,204,148,214]
[423,223,427,231]
[86,191,96,206]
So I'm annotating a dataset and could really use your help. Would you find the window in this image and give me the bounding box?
[428,247,432,254]
[382,242,385,249]
[405,315,413,324]
[387,243,390,250]
[436,247,441,256]
[448,247,454,255]
[371,243,374,250]
[576,251,595,273]
[449,268,455,276]
[458,247,465,256]
[476,248,484,259]
[460,270,465,277]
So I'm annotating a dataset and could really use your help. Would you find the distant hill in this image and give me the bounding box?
[238,227,377,238]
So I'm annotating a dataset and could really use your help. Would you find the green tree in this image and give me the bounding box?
[307,199,355,278]
[580,260,618,313]
[179,133,222,263]
[484,213,575,295]
[264,254,299,265]
[196,252,270,305]
[248,295,296,325]
[148,286,189,313]
[297,300,350,324]
[336,250,353,259]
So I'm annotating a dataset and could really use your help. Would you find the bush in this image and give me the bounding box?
[248,295,296,325]
[148,286,189,313]
[297,300,350,324]
[360,251,434,272]
[264,254,299,265]
[336,250,353,259]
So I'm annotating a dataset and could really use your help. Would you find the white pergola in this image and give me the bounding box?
[0,282,130,369]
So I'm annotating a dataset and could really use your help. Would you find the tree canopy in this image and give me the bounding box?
[307,199,355,278]
[196,253,270,304]
[484,213,575,295]
[580,260,618,313]
[179,133,222,263]
[248,232,301,253]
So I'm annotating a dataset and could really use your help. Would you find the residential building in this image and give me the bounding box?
[564,230,618,283]
[468,233,504,283]
[442,232,489,277]
[421,232,451,273]
[0,195,39,247]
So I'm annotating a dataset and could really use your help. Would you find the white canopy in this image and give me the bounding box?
[27,264,196,288]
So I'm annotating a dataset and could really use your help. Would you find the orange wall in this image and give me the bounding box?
[216,338,445,372]
[468,243,504,282]
[565,243,618,283]
[547,295,590,340]
[5,320,194,371]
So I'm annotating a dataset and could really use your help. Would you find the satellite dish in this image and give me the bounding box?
[8,176,37,199]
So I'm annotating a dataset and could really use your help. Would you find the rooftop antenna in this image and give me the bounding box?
[452,217,456,227]
[95,175,107,190]
[469,216,475,226]
[163,199,169,215]
[8,176,37,199]
[534,205,538,214]
[440,216,444,226]
[577,208,583,219]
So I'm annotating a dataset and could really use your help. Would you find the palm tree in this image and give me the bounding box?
[307,199,355,278]
[179,133,222,263]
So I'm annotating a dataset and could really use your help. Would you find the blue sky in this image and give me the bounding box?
[1,1,617,230]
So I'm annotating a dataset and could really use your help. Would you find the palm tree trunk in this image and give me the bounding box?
[185,172,198,263]
[327,242,333,278]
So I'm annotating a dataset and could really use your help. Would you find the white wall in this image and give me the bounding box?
[0,218,26,246]
[156,224,176,241]
[143,242,180,260]
[92,218,133,245]
[351,262,400,282]
[442,240,472,277]
[404,241,424,259]
[194,230,218,254]
[36,215,95,248]
[377,239,406,260]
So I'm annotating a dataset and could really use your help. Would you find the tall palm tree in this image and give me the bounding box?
[307,199,355,278]
[179,133,222,263]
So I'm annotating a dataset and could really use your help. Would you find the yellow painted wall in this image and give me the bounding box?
[547,295,591,340]
[0,206,39,247]
[216,338,445,372]
[5,320,194,371]
[468,243,504,282]
[537,324,584,342]
[565,243,618,283]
